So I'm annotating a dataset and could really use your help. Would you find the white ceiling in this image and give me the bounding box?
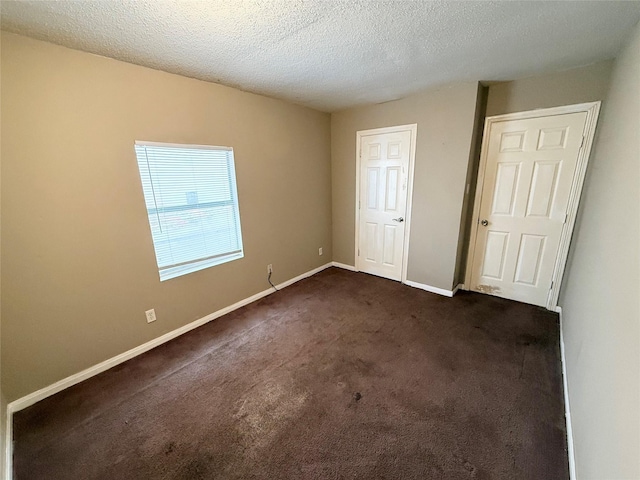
[2,1,639,112]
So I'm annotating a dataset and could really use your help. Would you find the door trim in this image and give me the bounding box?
[355,124,418,283]
[464,102,601,310]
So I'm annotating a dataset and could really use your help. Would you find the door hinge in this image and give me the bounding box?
[359,200,361,209]
[550,281,554,290]
[563,213,568,224]
[580,135,586,149]
[358,249,360,256]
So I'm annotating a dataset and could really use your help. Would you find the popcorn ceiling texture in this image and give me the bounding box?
[1,0,639,112]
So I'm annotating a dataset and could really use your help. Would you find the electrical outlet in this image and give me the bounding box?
[145,309,156,323]
[319,247,323,256]
[267,264,273,274]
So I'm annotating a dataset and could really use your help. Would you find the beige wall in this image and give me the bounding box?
[331,83,480,290]
[0,32,332,401]
[559,23,640,480]
[486,60,613,117]
[453,84,488,286]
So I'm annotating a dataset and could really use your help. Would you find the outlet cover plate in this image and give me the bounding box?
[145,309,157,323]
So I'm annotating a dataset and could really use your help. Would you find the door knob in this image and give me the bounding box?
[481,219,489,226]
[393,217,404,223]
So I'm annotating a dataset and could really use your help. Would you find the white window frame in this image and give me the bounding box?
[134,141,244,281]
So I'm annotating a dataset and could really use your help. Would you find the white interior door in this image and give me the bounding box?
[469,111,588,307]
[357,129,413,281]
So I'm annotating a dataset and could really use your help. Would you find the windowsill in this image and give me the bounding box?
[159,251,244,281]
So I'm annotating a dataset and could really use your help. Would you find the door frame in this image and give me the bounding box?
[355,124,418,283]
[464,102,601,310]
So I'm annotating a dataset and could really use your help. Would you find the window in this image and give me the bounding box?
[134,141,244,281]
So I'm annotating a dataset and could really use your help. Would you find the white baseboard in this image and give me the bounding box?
[331,265,464,299]
[557,306,576,480]
[403,279,461,297]
[331,261,356,271]
[7,262,333,416]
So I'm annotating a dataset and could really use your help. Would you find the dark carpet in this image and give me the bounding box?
[13,268,569,479]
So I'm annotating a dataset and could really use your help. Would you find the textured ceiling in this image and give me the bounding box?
[2,1,640,112]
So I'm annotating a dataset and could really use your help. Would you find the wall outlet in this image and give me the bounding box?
[319,247,323,256]
[267,264,273,274]
[145,309,157,323]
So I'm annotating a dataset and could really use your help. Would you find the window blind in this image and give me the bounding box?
[134,141,244,281]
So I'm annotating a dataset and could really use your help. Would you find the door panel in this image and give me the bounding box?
[367,168,379,209]
[526,161,560,217]
[470,111,588,306]
[513,234,546,285]
[364,222,377,262]
[383,225,397,265]
[491,162,520,215]
[481,231,509,280]
[385,167,400,211]
[358,129,412,281]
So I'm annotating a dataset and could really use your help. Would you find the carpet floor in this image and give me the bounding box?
[13,267,569,479]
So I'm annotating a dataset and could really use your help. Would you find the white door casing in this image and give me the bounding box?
[466,103,601,309]
[355,125,417,282]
